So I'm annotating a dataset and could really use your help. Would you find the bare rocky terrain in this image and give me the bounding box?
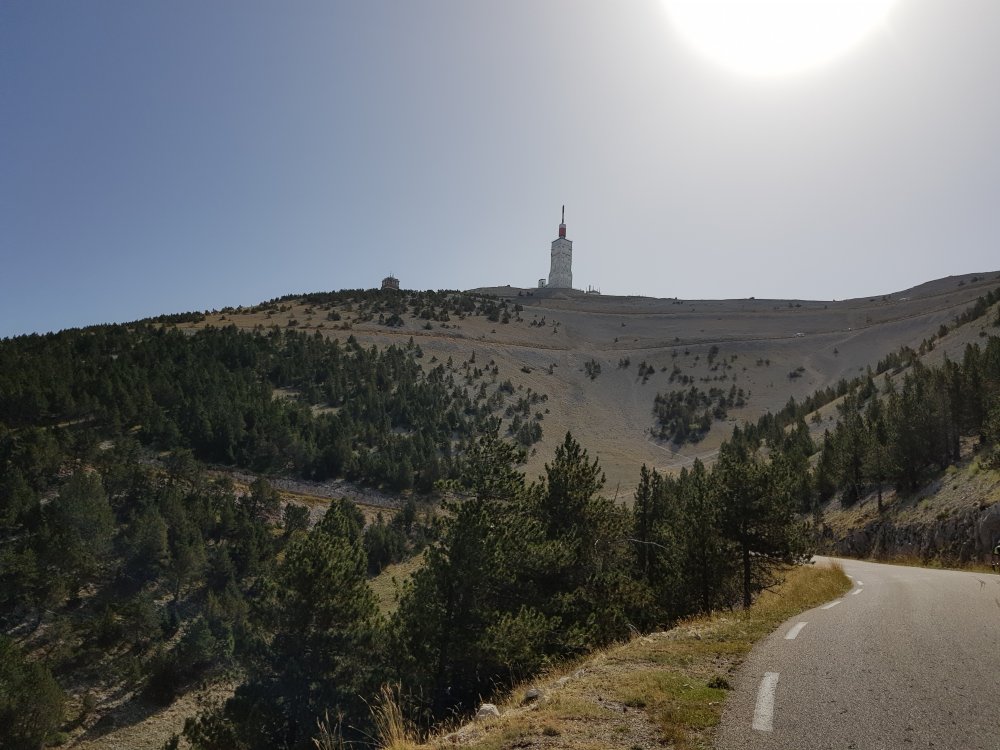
[183,271,1000,494]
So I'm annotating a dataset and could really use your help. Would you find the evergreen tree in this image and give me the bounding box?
[186,503,381,749]
[834,393,867,506]
[454,424,526,502]
[392,493,542,718]
[0,636,65,750]
[0,470,37,529]
[525,433,637,646]
[862,395,891,512]
[122,506,169,582]
[714,446,808,608]
[630,465,684,624]
[43,472,114,593]
[677,460,734,613]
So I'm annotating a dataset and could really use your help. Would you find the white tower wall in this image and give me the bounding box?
[548,238,572,288]
[547,206,573,289]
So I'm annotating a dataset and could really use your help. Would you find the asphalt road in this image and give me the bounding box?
[715,557,1000,750]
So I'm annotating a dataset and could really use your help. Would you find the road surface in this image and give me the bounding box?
[716,557,1000,750]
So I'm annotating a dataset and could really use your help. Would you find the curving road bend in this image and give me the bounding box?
[716,557,1000,750]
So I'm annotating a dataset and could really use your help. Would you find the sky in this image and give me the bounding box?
[3,1,1000,337]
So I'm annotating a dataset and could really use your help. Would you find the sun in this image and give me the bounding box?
[662,0,899,77]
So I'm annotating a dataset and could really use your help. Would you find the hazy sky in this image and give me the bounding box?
[3,1,999,336]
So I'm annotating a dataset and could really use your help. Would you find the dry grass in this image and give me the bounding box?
[371,684,421,750]
[368,551,426,616]
[313,711,348,750]
[406,562,850,750]
[737,561,849,639]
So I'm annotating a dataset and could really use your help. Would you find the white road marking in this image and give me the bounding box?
[852,588,863,596]
[785,621,808,640]
[752,672,780,732]
[821,600,842,610]
[855,580,863,586]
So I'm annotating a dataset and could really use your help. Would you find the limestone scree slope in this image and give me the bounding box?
[182,271,1000,494]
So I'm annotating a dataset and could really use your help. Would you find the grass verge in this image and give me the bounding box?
[396,562,849,750]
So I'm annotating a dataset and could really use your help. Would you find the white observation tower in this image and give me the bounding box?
[547,205,573,289]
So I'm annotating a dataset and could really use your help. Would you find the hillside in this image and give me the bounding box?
[178,271,1000,493]
[3,270,1000,750]
[819,446,1000,563]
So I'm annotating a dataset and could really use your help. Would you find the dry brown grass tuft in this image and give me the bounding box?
[372,683,421,750]
[313,711,347,750]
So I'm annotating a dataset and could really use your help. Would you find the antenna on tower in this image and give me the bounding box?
[561,205,565,224]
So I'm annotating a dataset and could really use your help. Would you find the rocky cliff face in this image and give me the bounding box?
[824,500,1000,564]
[819,458,1000,565]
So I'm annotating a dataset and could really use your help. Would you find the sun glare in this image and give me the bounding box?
[663,0,899,77]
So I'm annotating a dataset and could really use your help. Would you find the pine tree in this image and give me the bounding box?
[862,395,891,512]
[43,472,114,593]
[630,465,685,624]
[188,503,381,749]
[677,460,733,613]
[0,636,65,750]
[526,433,636,648]
[834,392,867,506]
[714,446,808,608]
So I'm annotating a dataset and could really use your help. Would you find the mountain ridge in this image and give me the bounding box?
[175,270,1000,492]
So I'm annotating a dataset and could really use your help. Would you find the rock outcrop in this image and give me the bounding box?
[826,501,1000,563]
[475,703,500,720]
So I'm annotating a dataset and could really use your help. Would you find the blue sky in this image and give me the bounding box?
[3,1,999,337]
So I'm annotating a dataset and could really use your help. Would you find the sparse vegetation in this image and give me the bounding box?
[652,385,746,444]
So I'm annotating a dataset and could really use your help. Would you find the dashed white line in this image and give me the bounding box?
[752,672,780,732]
[821,600,842,610]
[851,588,864,596]
[855,580,863,586]
[785,621,808,640]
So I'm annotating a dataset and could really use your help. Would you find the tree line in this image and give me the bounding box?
[0,322,530,492]
[816,338,1000,510]
[719,333,1000,518]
